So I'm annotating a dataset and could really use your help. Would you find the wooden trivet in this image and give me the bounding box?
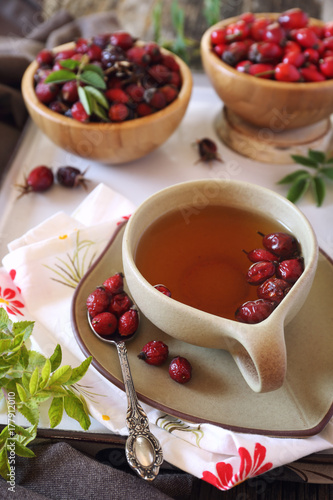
[216,106,333,164]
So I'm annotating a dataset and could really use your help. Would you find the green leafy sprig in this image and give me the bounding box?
[0,308,92,480]
[152,0,198,63]
[278,149,333,206]
[203,0,222,27]
[44,56,109,121]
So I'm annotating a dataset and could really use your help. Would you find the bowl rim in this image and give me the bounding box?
[21,41,193,130]
[201,12,333,91]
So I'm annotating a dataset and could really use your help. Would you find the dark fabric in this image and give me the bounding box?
[0,441,195,500]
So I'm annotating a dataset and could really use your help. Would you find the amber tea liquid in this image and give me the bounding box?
[135,205,287,320]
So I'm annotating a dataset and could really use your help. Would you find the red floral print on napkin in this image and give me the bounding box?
[202,442,273,490]
[9,269,21,293]
[0,285,24,316]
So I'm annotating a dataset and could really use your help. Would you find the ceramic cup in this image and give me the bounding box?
[122,179,318,393]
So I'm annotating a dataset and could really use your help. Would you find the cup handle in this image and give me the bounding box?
[230,321,287,393]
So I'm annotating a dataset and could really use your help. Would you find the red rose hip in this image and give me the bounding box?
[246,261,276,285]
[244,248,277,263]
[86,287,110,318]
[276,258,304,283]
[260,232,300,259]
[278,8,309,31]
[118,309,139,337]
[138,340,169,366]
[103,273,124,295]
[235,299,276,324]
[169,356,192,384]
[257,278,291,303]
[109,292,133,317]
[154,284,172,297]
[17,165,54,197]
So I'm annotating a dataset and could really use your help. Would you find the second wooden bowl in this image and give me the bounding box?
[200,14,333,130]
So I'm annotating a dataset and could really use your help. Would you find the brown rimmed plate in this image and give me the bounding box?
[71,222,333,437]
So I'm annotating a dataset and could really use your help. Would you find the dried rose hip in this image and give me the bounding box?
[246,261,276,285]
[86,287,110,318]
[61,80,79,102]
[276,257,304,283]
[56,166,88,189]
[260,231,300,259]
[196,138,222,163]
[110,31,134,50]
[34,32,182,123]
[118,309,139,337]
[222,41,248,65]
[243,248,277,263]
[71,102,89,123]
[257,278,291,303]
[92,311,118,336]
[103,273,124,295]
[278,8,309,31]
[210,9,332,84]
[36,49,54,66]
[169,356,192,384]
[35,82,59,103]
[138,340,169,365]
[154,284,172,297]
[16,165,54,197]
[109,292,133,317]
[235,299,276,324]
[108,103,130,122]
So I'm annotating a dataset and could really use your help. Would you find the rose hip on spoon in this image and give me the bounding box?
[87,280,163,481]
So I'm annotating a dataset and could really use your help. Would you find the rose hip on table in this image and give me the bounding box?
[169,356,192,384]
[236,230,304,324]
[138,338,192,385]
[56,166,89,189]
[16,165,89,197]
[16,165,54,197]
[195,138,223,164]
[210,8,333,82]
[86,272,139,338]
[34,32,182,123]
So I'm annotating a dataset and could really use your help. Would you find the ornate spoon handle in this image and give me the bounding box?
[116,341,163,481]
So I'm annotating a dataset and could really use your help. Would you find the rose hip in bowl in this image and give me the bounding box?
[33,33,183,123]
[200,10,333,129]
[209,8,333,83]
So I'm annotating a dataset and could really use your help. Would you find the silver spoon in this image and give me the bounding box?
[88,310,163,481]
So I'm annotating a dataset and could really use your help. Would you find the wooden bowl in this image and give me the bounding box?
[200,14,333,130]
[122,179,318,393]
[21,43,193,164]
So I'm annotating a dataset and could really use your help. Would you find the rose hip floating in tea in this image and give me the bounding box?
[195,138,223,164]
[135,205,290,321]
[236,231,304,324]
[169,356,192,384]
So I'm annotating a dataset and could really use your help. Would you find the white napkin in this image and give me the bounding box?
[1,183,333,490]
